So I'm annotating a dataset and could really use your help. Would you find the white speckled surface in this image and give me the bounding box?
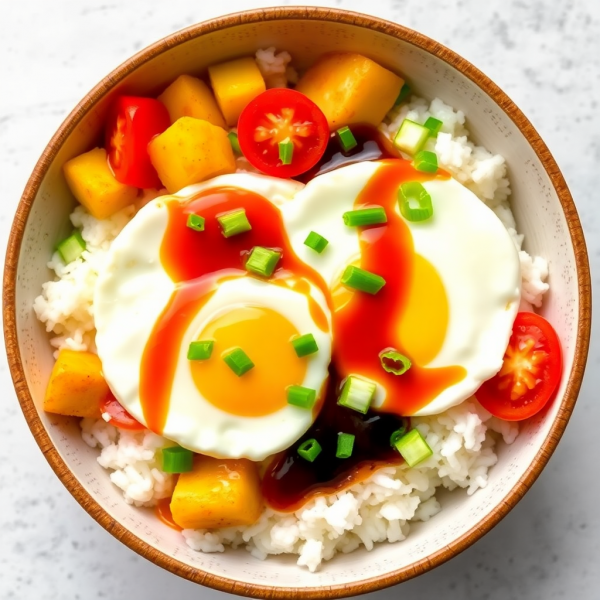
[0,1,598,599]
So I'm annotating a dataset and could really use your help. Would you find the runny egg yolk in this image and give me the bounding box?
[190,307,307,417]
[397,254,449,367]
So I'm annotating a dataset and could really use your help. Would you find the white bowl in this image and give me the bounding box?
[3,7,591,598]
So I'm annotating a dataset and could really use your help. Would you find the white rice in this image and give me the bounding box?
[255,46,298,89]
[33,51,548,571]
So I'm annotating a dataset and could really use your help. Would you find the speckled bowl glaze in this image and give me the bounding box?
[3,7,591,598]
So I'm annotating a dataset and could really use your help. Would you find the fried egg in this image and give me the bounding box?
[280,161,521,415]
[95,174,332,461]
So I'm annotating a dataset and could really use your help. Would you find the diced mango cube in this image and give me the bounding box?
[208,57,266,126]
[63,148,138,219]
[295,53,404,130]
[170,457,262,530]
[148,117,236,194]
[44,350,108,419]
[158,75,226,129]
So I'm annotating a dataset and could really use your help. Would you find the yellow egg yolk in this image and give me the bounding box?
[190,307,308,417]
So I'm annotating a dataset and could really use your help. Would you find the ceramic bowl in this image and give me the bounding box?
[3,7,591,598]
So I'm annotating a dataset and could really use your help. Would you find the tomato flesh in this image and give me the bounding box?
[99,392,145,431]
[477,312,562,421]
[237,88,329,178]
[106,96,170,189]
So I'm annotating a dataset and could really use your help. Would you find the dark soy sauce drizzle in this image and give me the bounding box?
[297,124,402,183]
[262,368,407,512]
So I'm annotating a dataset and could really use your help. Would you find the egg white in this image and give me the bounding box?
[95,173,334,461]
[280,162,521,416]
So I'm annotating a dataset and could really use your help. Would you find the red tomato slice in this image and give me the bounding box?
[477,312,562,421]
[237,88,329,178]
[99,392,146,431]
[105,96,170,189]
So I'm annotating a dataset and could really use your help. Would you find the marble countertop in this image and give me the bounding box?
[1,1,598,599]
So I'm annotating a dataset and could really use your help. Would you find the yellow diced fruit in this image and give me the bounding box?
[148,117,236,194]
[63,148,138,219]
[158,75,227,129]
[170,457,263,530]
[295,53,404,131]
[208,57,266,127]
[44,350,108,419]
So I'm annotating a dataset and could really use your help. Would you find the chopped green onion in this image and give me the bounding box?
[161,446,194,473]
[343,207,387,227]
[279,137,294,165]
[413,150,438,173]
[424,116,443,136]
[337,376,376,414]
[291,333,319,357]
[336,126,358,152]
[223,347,254,376]
[398,182,434,222]
[393,119,430,155]
[336,433,355,459]
[186,213,205,232]
[187,340,214,360]
[392,428,433,467]
[379,349,412,375]
[228,131,242,155]
[245,246,281,277]
[57,230,86,264]
[298,438,322,462]
[389,422,409,447]
[304,231,329,253]
[394,82,412,105]
[217,209,252,238]
[341,265,386,295]
[287,385,317,409]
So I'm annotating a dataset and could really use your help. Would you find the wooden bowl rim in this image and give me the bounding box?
[2,6,591,598]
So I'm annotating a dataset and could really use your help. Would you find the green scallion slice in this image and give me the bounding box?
[424,116,443,136]
[186,213,205,232]
[161,446,194,473]
[279,137,294,165]
[336,433,355,459]
[217,209,252,238]
[343,207,387,227]
[297,438,322,462]
[337,376,376,414]
[392,428,433,467]
[304,231,329,253]
[379,349,412,375]
[413,150,438,174]
[228,131,242,155]
[245,246,281,277]
[223,347,254,376]
[341,265,386,294]
[398,182,434,222]
[336,126,358,152]
[187,340,214,361]
[389,422,409,447]
[394,82,411,105]
[393,119,430,155]
[57,230,86,264]
[291,333,319,357]
[287,385,317,409]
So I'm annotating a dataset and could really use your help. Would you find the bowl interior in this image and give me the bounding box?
[9,12,585,595]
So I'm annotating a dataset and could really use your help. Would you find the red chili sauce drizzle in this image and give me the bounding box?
[139,127,466,512]
[139,187,327,434]
[262,159,466,511]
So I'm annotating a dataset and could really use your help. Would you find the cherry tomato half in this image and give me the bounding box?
[99,392,145,431]
[237,88,329,178]
[105,96,170,189]
[476,312,562,421]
